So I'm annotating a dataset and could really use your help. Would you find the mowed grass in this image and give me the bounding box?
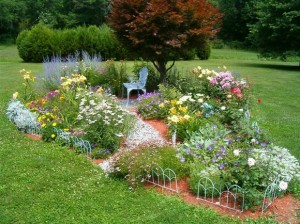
[0,45,296,223]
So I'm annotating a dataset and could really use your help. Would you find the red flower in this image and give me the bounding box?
[258,98,262,103]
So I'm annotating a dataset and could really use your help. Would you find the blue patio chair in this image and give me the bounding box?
[122,66,148,106]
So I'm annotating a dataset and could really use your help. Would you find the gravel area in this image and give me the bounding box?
[99,99,168,172]
[118,98,168,148]
[124,116,167,148]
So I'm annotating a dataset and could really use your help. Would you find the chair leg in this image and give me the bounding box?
[127,89,130,106]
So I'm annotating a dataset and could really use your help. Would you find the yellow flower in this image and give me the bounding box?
[170,99,177,106]
[12,92,19,99]
[52,122,57,127]
[179,106,188,113]
[176,100,183,105]
[59,95,64,101]
[51,134,56,139]
[38,117,42,122]
[63,128,69,132]
[179,116,185,123]
[23,74,30,80]
[96,87,104,93]
[19,68,26,73]
[41,123,46,128]
[159,102,165,108]
[168,115,179,123]
[183,114,191,120]
[169,107,177,115]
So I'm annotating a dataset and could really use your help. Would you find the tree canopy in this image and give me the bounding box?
[108,0,222,83]
[249,0,300,60]
[0,0,110,41]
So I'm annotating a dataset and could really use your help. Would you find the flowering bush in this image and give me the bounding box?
[76,89,135,152]
[136,92,167,120]
[107,145,187,188]
[177,121,300,209]
[37,52,103,94]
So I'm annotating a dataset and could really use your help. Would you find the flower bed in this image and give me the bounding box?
[6,58,300,212]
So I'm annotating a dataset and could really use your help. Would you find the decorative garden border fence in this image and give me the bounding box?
[196,177,245,212]
[54,128,92,156]
[147,167,284,213]
[261,178,280,212]
[147,165,178,193]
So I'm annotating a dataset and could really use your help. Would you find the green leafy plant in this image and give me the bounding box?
[76,89,135,152]
[136,92,167,120]
[108,146,188,188]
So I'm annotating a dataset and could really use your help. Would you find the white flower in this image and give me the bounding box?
[115,133,124,137]
[221,106,226,110]
[251,138,257,144]
[233,149,240,156]
[248,158,256,167]
[198,98,204,103]
[238,109,243,112]
[227,94,232,99]
[279,181,288,191]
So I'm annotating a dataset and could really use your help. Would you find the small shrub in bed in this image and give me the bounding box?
[108,146,188,188]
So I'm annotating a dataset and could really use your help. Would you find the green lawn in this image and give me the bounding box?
[1,45,297,223]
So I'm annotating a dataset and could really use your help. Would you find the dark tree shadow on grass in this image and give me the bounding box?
[238,62,300,72]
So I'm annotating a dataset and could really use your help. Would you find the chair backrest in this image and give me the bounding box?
[138,67,148,88]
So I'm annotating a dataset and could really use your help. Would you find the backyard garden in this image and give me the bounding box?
[0,44,299,223]
[1,0,300,223]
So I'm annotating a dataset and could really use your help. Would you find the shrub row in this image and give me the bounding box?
[16,24,128,62]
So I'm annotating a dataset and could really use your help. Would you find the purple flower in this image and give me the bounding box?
[220,146,226,155]
[180,157,185,163]
[216,152,222,160]
[185,148,191,155]
[225,139,232,146]
[207,145,213,151]
[260,142,267,147]
[196,143,203,149]
[219,163,225,170]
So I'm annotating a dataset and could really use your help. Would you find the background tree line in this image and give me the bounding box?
[1,0,299,60]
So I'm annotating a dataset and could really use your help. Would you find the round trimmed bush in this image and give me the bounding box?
[17,24,56,62]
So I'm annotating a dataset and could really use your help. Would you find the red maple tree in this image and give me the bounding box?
[108,0,222,83]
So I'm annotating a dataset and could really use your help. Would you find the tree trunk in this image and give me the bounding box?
[151,60,176,84]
